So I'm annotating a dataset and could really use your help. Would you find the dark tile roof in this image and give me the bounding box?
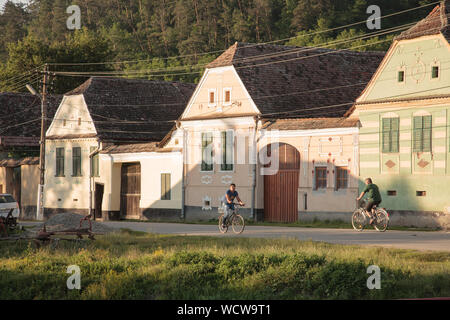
[100,142,181,154]
[206,42,384,119]
[0,157,39,167]
[0,92,61,146]
[261,117,359,131]
[395,1,450,41]
[65,77,195,142]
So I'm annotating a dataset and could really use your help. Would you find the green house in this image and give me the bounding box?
[353,1,450,228]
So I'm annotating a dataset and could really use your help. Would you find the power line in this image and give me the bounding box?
[46,1,440,67]
[51,21,417,78]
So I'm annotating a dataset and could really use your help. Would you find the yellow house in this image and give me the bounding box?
[44,77,194,220]
[178,42,383,222]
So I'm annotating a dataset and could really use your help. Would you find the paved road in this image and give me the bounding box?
[21,220,450,252]
[100,221,450,252]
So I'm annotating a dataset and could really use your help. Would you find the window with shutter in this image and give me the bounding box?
[56,148,65,177]
[72,147,82,177]
[201,132,213,171]
[161,173,171,200]
[221,131,234,171]
[413,115,432,152]
[381,117,399,153]
[90,146,99,177]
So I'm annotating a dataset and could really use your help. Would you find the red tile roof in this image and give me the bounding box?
[395,1,450,41]
[261,117,359,131]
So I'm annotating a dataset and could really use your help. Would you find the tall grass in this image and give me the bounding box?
[0,230,448,299]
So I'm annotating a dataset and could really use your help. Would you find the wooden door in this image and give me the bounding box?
[120,163,141,219]
[263,143,300,222]
[94,183,104,220]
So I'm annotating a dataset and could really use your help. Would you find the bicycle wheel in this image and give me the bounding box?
[231,214,245,234]
[374,208,389,232]
[352,209,366,231]
[218,214,228,233]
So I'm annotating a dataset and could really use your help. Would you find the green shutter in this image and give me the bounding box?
[413,116,423,152]
[391,117,399,153]
[161,173,171,200]
[381,118,391,153]
[422,115,432,152]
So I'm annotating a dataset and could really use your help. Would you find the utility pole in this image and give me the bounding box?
[36,64,49,220]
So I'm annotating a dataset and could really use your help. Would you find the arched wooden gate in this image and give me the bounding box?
[263,143,300,222]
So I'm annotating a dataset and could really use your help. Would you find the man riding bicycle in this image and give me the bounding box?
[222,183,244,229]
[356,178,382,225]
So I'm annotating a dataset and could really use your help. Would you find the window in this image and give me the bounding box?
[431,66,439,79]
[413,115,432,152]
[398,70,405,82]
[221,131,234,171]
[161,173,171,200]
[387,190,397,196]
[56,148,65,177]
[315,167,327,190]
[416,191,426,197]
[90,146,99,177]
[72,147,82,177]
[335,167,348,190]
[208,89,216,106]
[223,88,232,105]
[201,132,213,171]
[78,118,82,126]
[381,117,399,153]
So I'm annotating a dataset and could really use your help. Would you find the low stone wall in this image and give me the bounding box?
[141,208,181,221]
[299,210,450,230]
[184,206,254,221]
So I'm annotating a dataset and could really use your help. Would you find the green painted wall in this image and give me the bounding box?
[359,35,450,213]
[365,36,450,101]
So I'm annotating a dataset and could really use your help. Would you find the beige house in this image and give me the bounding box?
[0,157,39,219]
[178,42,383,222]
[44,77,194,220]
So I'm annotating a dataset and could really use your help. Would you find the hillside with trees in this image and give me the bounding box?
[0,0,437,93]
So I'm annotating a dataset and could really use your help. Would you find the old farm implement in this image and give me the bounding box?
[0,214,103,247]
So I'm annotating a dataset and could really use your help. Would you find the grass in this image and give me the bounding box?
[0,229,448,300]
[122,217,441,232]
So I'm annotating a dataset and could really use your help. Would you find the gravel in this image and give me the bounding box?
[34,212,115,233]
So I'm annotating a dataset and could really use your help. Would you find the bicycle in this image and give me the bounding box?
[218,203,245,234]
[352,199,389,232]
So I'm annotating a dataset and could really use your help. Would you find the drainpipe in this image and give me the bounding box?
[176,121,186,220]
[250,116,260,222]
[89,140,101,219]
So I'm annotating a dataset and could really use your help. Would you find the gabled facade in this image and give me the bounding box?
[178,42,383,222]
[354,1,450,228]
[44,77,195,220]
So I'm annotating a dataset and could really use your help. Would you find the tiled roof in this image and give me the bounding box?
[206,42,384,119]
[65,77,195,142]
[0,92,61,145]
[0,157,39,167]
[100,142,181,154]
[395,1,450,41]
[261,117,359,131]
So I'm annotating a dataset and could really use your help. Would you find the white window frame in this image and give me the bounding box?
[222,87,232,106]
[430,59,440,81]
[208,89,217,107]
